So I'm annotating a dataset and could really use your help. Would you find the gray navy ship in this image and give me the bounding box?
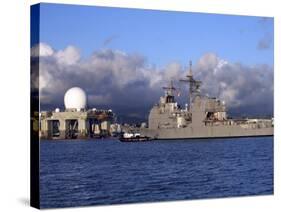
[140,61,273,140]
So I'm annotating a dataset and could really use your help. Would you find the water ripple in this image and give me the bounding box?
[40,137,273,208]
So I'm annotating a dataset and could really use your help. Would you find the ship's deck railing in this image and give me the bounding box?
[204,119,273,128]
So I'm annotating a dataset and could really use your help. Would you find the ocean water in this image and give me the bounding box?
[40,137,273,208]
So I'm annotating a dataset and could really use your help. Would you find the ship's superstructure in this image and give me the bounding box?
[141,62,273,139]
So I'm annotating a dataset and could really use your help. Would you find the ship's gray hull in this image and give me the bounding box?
[141,64,273,140]
[141,125,273,140]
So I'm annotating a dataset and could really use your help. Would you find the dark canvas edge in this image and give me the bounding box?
[30,3,40,209]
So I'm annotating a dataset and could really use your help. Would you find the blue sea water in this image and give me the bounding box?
[40,137,273,208]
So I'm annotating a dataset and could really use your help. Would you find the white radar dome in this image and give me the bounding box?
[64,87,87,110]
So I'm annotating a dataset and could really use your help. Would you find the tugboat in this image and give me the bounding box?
[118,132,152,142]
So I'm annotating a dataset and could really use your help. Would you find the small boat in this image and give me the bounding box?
[118,132,152,142]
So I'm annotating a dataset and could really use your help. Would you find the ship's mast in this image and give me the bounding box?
[180,61,202,110]
[162,80,176,96]
[162,80,176,103]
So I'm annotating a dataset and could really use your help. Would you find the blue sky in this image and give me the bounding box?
[33,3,274,119]
[39,3,273,67]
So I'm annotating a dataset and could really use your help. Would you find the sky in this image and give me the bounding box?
[38,3,273,67]
[31,3,274,122]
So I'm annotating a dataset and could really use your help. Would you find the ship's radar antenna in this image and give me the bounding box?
[162,80,177,103]
[187,60,193,77]
[162,80,176,96]
[180,60,202,110]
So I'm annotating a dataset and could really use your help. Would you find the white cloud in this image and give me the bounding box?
[32,43,273,117]
[31,42,54,57]
[197,52,219,71]
[194,53,273,110]
[55,46,80,66]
